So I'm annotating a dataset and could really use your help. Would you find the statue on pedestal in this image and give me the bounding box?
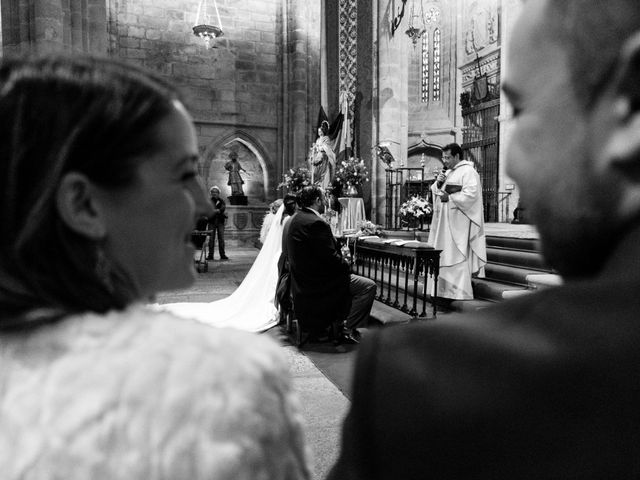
[309,120,336,189]
[225,151,250,205]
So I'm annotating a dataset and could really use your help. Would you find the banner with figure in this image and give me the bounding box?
[335,93,352,163]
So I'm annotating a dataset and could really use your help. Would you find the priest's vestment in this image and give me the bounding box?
[428,160,487,299]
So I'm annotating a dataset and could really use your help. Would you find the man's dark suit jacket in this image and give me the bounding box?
[285,207,350,333]
[328,224,640,479]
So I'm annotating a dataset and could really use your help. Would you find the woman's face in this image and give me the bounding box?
[96,101,211,298]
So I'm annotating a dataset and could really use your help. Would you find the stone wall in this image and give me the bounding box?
[1,0,107,54]
[407,1,458,150]
[0,0,322,242]
[107,0,320,210]
[108,0,284,207]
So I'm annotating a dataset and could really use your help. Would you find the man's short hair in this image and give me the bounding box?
[298,185,324,208]
[442,143,463,159]
[547,0,640,110]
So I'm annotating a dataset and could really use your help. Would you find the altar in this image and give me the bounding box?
[339,197,366,233]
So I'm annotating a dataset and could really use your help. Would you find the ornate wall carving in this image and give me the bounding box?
[463,0,499,58]
[461,48,500,88]
[338,0,357,121]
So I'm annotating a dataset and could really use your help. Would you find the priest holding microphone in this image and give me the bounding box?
[428,143,487,300]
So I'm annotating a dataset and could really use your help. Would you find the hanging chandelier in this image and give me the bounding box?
[193,0,224,49]
[405,0,425,45]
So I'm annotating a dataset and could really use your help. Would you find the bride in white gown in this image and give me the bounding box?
[161,204,287,333]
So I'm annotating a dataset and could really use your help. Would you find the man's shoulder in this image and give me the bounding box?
[453,161,479,175]
[370,283,640,366]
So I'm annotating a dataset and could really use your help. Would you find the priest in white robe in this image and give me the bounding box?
[428,143,487,300]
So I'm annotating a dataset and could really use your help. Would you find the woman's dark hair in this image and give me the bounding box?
[283,193,298,218]
[0,54,182,323]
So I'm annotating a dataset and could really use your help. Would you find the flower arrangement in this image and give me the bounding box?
[278,166,312,193]
[335,157,369,190]
[399,196,432,229]
[358,220,383,236]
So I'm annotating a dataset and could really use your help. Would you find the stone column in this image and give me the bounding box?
[280,0,321,173]
[1,0,107,55]
[373,0,409,225]
[499,0,524,221]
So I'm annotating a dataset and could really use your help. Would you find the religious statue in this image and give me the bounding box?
[224,151,248,196]
[309,120,336,189]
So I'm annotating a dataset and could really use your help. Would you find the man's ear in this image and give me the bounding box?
[604,31,640,174]
[600,31,640,220]
[56,172,107,240]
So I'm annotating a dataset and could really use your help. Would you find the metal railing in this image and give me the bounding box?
[350,238,441,318]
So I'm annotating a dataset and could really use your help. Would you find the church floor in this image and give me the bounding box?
[155,247,351,480]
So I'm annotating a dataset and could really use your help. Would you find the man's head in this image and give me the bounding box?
[209,186,220,199]
[299,185,326,214]
[442,143,463,169]
[503,0,640,278]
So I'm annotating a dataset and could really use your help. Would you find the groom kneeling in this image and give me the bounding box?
[285,185,376,343]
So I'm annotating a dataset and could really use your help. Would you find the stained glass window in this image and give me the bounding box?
[433,28,441,102]
[421,34,429,103]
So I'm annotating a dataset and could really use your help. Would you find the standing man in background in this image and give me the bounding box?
[428,142,486,300]
[207,186,229,261]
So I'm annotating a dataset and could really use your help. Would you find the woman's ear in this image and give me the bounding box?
[56,172,107,240]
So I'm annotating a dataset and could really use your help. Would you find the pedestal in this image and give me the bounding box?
[228,195,248,206]
[225,204,267,246]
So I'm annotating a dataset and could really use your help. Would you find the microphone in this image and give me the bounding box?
[436,167,448,188]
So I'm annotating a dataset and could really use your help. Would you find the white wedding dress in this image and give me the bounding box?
[160,205,286,333]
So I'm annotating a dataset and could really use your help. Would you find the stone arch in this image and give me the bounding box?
[201,130,274,204]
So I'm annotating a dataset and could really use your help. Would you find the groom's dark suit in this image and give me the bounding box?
[284,207,351,333]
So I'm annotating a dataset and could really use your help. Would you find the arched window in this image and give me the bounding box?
[432,28,441,102]
[419,5,442,105]
[421,34,429,103]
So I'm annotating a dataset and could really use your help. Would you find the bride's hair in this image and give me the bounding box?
[269,199,283,214]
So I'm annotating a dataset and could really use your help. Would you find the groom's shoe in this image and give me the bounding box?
[220,255,230,260]
[338,330,360,345]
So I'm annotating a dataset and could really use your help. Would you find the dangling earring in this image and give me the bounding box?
[95,244,114,293]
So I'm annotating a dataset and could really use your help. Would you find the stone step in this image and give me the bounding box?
[472,277,529,302]
[486,246,551,272]
[449,298,495,313]
[526,273,563,290]
[369,300,413,325]
[486,236,542,252]
[483,263,551,287]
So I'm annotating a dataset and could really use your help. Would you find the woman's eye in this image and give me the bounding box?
[181,171,197,182]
